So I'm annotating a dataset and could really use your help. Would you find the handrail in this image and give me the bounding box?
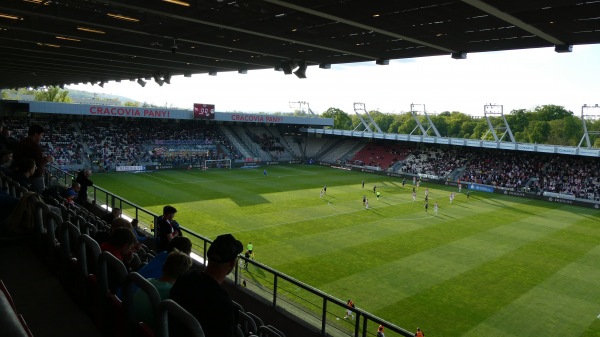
[46,165,412,337]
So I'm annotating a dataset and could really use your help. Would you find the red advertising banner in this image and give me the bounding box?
[193,103,215,119]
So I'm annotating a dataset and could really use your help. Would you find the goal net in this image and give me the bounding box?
[203,159,232,170]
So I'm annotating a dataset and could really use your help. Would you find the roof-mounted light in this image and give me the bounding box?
[107,13,139,22]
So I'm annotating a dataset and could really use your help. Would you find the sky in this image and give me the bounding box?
[68,44,600,117]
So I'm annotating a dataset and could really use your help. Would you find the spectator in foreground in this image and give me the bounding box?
[138,236,192,280]
[0,149,13,173]
[61,182,80,205]
[101,207,122,225]
[8,158,36,190]
[156,205,179,252]
[170,233,243,337]
[13,124,53,193]
[100,227,137,264]
[75,169,93,206]
[377,325,385,337]
[134,250,192,329]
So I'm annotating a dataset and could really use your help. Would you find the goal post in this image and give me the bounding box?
[203,159,232,170]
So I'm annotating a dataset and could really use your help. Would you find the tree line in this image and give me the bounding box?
[320,105,600,148]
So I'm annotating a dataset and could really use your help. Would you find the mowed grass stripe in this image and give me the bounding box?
[266,195,541,291]
[378,210,600,337]
[312,205,577,310]
[468,242,600,337]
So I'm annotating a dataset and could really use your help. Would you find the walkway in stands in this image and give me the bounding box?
[0,239,102,337]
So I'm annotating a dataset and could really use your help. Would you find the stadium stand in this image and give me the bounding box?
[350,143,412,171]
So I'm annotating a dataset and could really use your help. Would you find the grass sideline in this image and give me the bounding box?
[92,165,600,337]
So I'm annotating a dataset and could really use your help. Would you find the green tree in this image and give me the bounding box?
[526,120,551,143]
[472,123,489,140]
[34,86,72,102]
[429,114,448,137]
[1,90,8,99]
[459,120,477,139]
[445,112,472,137]
[547,116,582,146]
[506,109,529,134]
[321,108,352,130]
[530,105,573,121]
[370,111,396,133]
[124,101,140,107]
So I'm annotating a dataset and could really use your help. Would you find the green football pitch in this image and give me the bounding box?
[92,164,600,337]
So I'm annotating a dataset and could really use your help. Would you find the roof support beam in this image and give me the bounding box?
[92,0,380,61]
[461,0,566,46]
[263,0,454,53]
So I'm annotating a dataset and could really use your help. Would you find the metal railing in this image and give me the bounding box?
[47,166,413,337]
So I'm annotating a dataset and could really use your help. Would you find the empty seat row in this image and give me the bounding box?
[0,279,34,337]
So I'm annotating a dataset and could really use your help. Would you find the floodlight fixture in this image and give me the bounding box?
[137,78,146,87]
[376,58,389,65]
[164,72,172,84]
[171,39,178,54]
[451,52,467,59]
[208,70,217,76]
[184,72,192,77]
[154,73,166,86]
[238,69,247,74]
[280,60,296,75]
[294,61,307,79]
[555,44,573,53]
[319,63,331,69]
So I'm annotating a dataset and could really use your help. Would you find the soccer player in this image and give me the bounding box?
[320,189,324,198]
[434,201,438,214]
[425,200,429,213]
[323,185,327,194]
[376,190,381,200]
[365,198,369,210]
[467,190,470,199]
[458,183,462,193]
[247,242,254,259]
[402,178,405,188]
[373,185,376,194]
[412,191,416,202]
[362,195,366,206]
[424,187,429,198]
[344,300,355,319]
[362,180,365,189]
[263,169,268,176]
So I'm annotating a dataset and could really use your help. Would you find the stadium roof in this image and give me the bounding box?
[1,0,599,89]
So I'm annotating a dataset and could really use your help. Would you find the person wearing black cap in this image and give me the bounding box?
[170,233,243,337]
